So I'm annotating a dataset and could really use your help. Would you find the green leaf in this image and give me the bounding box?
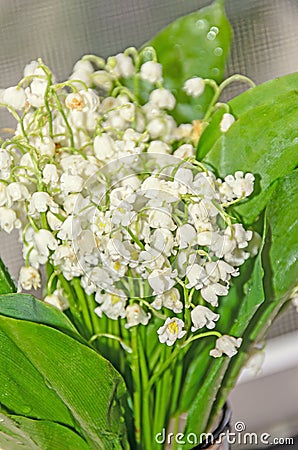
[181,252,264,443]
[183,358,229,449]
[148,0,232,123]
[197,72,298,160]
[229,72,298,116]
[0,315,128,450]
[0,293,77,334]
[0,412,40,450]
[202,172,298,428]
[203,90,298,223]
[265,170,298,301]
[0,414,91,450]
[0,258,16,295]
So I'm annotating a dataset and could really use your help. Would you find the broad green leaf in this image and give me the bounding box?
[0,257,16,294]
[202,172,298,428]
[178,343,213,413]
[0,413,40,450]
[8,416,91,450]
[182,253,264,443]
[0,413,91,450]
[183,358,229,450]
[197,72,298,160]
[148,0,232,123]
[204,90,298,223]
[229,72,298,116]
[0,293,77,334]
[230,240,265,336]
[0,316,128,450]
[265,171,298,300]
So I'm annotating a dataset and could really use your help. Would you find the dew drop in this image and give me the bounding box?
[22,406,31,414]
[195,19,208,30]
[207,31,217,41]
[214,47,223,56]
[210,26,219,34]
[211,68,220,77]
[45,379,54,390]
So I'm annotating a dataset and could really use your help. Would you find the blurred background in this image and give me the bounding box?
[0,0,298,447]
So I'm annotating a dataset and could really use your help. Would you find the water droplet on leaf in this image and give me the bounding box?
[210,26,219,34]
[211,68,220,77]
[214,47,223,56]
[22,406,31,414]
[207,31,217,41]
[195,19,208,30]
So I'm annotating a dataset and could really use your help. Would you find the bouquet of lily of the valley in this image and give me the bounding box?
[0,1,297,449]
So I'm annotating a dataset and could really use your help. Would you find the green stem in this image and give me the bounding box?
[138,330,152,449]
[71,278,93,338]
[130,326,142,449]
[57,274,85,335]
[87,294,101,335]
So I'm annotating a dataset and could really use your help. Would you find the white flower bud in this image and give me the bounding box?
[19,266,41,290]
[183,77,205,97]
[210,335,242,358]
[44,288,69,311]
[0,184,8,206]
[147,140,170,154]
[60,173,84,194]
[46,211,62,231]
[94,134,115,161]
[140,61,163,84]
[2,86,26,109]
[6,182,29,204]
[191,305,220,331]
[0,150,12,171]
[148,209,176,231]
[148,268,177,295]
[152,288,183,313]
[29,192,57,214]
[92,70,113,91]
[23,60,39,77]
[112,53,135,78]
[174,143,195,159]
[0,207,21,233]
[33,136,55,157]
[125,304,151,328]
[220,113,235,132]
[26,79,47,107]
[43,164,59,186]
[149,88,176,110]
[147,118,166,139]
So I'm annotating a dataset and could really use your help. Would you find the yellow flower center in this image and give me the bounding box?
[168,321,179,335]
[111,294,120,305]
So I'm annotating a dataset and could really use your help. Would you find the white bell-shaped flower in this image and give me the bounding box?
[191,305,220,331]
[157,317,186,346]
[210,335,242,358]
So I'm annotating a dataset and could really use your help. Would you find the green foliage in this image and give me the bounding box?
[197,72,298,160]
[0,258,16,295]
[203,90,298,224]
[0,296,128,450]
[148,0,232,123]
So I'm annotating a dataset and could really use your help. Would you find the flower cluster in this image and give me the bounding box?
[0,48,257,357]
